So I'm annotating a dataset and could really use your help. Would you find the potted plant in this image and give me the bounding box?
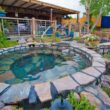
[0,7,6,17]
[55,30,61,38]
[83,34,100,47]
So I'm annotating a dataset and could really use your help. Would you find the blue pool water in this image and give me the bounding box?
[0,47,89,84]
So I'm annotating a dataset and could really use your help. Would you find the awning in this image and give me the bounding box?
[0,0,79,15]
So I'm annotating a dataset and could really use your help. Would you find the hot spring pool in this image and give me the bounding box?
[0,46,90,84]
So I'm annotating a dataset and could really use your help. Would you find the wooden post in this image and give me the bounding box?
[50,8,53,22]
[77,13,79,24]
[77,13,80,35]
[55,20,57,32]
[17,19,20,36]
[32,17,36,38]
[15,11,18,17]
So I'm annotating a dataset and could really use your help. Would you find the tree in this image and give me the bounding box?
[80,0,110,33]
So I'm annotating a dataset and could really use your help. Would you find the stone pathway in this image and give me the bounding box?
[80,86,110,110]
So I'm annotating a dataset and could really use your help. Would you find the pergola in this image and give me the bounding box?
[0,0,79,21]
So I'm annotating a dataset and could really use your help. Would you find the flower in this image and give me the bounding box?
[82,34,100,42]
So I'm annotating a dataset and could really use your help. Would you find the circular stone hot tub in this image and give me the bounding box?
[0,43,90,84]
[0,42,106,104]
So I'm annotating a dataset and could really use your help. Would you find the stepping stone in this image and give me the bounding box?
[86,50,97,54]
[34,82,52,102]
[96,87,110,106]
[84,86,98,95]
[92,61,105,67]
[82,67,102,78]
[93,57,105,64]
[72,72,95,86]
[91,54,102,57]
[0,83,9,94]
[0,71,15,82]
[1,106,15,110]
[0,82,31,104]
[95,67,106,73]
[52,76,79,93]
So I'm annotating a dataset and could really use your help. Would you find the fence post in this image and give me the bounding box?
[55,20,57,32]
[32,17,36,38]
[17,19,20,37]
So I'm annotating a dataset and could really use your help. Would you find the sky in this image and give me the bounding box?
[39,0,85,18]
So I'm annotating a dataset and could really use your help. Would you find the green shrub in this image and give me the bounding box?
[0,31,18,48]
[12,107,23,110]
[73,37,82,41]
[0,6,5,13]
[67,91,95,110]
[102,87,110,97]
[103,54,110,59]
[39,36,61,43]
[55,37,61,42]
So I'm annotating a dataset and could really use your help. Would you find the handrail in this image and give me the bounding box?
[0,17,56,22]
[41,26,52,38]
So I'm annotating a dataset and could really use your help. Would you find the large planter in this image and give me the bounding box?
[55,32,61,38]
[85,40,100,47]
[0,12,6,17]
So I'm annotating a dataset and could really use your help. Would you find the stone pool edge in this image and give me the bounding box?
[0,42,106,106]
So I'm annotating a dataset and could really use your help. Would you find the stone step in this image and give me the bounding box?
[34,82,52,103]
[52,76,79,93]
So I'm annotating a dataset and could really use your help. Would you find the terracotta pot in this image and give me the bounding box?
[89,41,100,45]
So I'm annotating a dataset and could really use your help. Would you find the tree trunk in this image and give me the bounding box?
[86,7,90,34]
[91,10,103,33]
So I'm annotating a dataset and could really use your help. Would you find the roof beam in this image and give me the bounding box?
[27,4,36,8]
[11,0,19,6]
[35,5,43,9]
[37,6,47,10]
[20,2,28,7]
[1,0,6,4]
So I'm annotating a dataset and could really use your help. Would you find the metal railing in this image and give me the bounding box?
[0,17,32,40]
[0,17,56,40]
[35,19,56,36]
